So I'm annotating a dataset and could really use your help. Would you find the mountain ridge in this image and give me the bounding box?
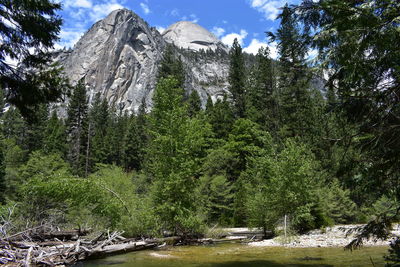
[55,8,230,113]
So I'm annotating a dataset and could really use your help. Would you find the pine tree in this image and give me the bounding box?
[246,47,277,131]
[158,45,185,88]
[0,97,5,204]
[122,115,142,171]
[228,38,246,118]
[42,111,67,156]
[122,98,149,171]
[205,94,213,113]
[87,93,110,172]
[269,5,316,141]
[2,107,27,148]
[0,0,66,119]
[105,108,129,166]
[296,0,400,251]
[207,95,235,140]
[187,90,202,117]
[25,104,49,153]
[66,81,88,176]
[148,77,211,234]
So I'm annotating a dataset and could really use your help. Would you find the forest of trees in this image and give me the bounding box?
[0,0,399,265]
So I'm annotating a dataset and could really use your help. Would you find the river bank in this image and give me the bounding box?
[247,224,400,248]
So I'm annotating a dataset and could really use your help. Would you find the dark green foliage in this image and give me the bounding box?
[123,115,143,171]
[269,4,321,142]
[228,38,246,118]
[244,139,326,233]
[148,77,211,235]
[206,95,235,140]
[0,0,69,119]
[205,94,213,112]
[385,238,400,267]
[106,110,129,166]
[296,0,400,249]
[158,45,185,88]
[66,81,88,176]
[187,90,202,117]
[2,0,397,243]
[2,107,27,147]
[318,180,357,224]
[0,134,5,204]
[246,47,277,131]
[87,93,110,172]
[24,104,49,152]
[198,175,233,225]
[42,111,67,156]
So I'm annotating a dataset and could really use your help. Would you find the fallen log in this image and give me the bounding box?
[88,241,157,259]
[144,236,181,245]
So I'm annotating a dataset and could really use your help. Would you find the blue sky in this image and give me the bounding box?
[56,0,300,56]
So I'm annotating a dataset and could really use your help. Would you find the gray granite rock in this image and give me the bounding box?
[55,9,231,114]
[163,21,228,53]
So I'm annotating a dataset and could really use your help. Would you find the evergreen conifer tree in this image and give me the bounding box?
[228,38,246,118]
[123,115,142,171]
[187,90,202,117]
[87,93,110,172]
[0,0,68,119]
[207,95,235,140]
[158,45,185,88]
[246,47,277,131]
[0,97,5,203]
[66,81,88,176]
[25,104,49,153]
[205,95,213,113]
[43,111,67,156]
[269,5,317,141]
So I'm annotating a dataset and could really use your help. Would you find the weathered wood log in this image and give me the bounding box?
[23,246,33,267]
[40,229,91,241]
[6,228,91,242]
[87,241,157,259]
[145,236,181,245]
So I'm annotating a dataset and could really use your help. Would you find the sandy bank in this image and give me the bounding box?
[248,224,400,248]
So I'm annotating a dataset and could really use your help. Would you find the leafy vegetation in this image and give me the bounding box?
[0,0,398,264]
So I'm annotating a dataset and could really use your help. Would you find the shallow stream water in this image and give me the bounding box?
[80,243,388,267]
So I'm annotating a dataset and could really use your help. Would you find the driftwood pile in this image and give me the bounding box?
[0,226,177,266]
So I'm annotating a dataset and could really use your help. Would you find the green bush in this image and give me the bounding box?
[15,152,156,236]
[318,179,357,224]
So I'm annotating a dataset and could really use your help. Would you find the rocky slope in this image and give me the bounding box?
[163,21,228,53]
[56,9,230,112]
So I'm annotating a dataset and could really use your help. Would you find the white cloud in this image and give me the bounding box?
[140,2,150,14]
[189,14,199,23]
[64,0,93,8]
[170,8,179,17]
[156,26,166,34]
[243,39,268,54]
[181,14,199,23]
[57,0,126,48]
[211,27,225,38]
[89,3,124,22]
[248,0,294,21]
[57,29,85,49]
[221,29,248,47]
[76,0,92,8]
[243,39,278,59]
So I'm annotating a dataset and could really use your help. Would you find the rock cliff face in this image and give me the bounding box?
[163,21,228,53]
[56,9,230,112]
